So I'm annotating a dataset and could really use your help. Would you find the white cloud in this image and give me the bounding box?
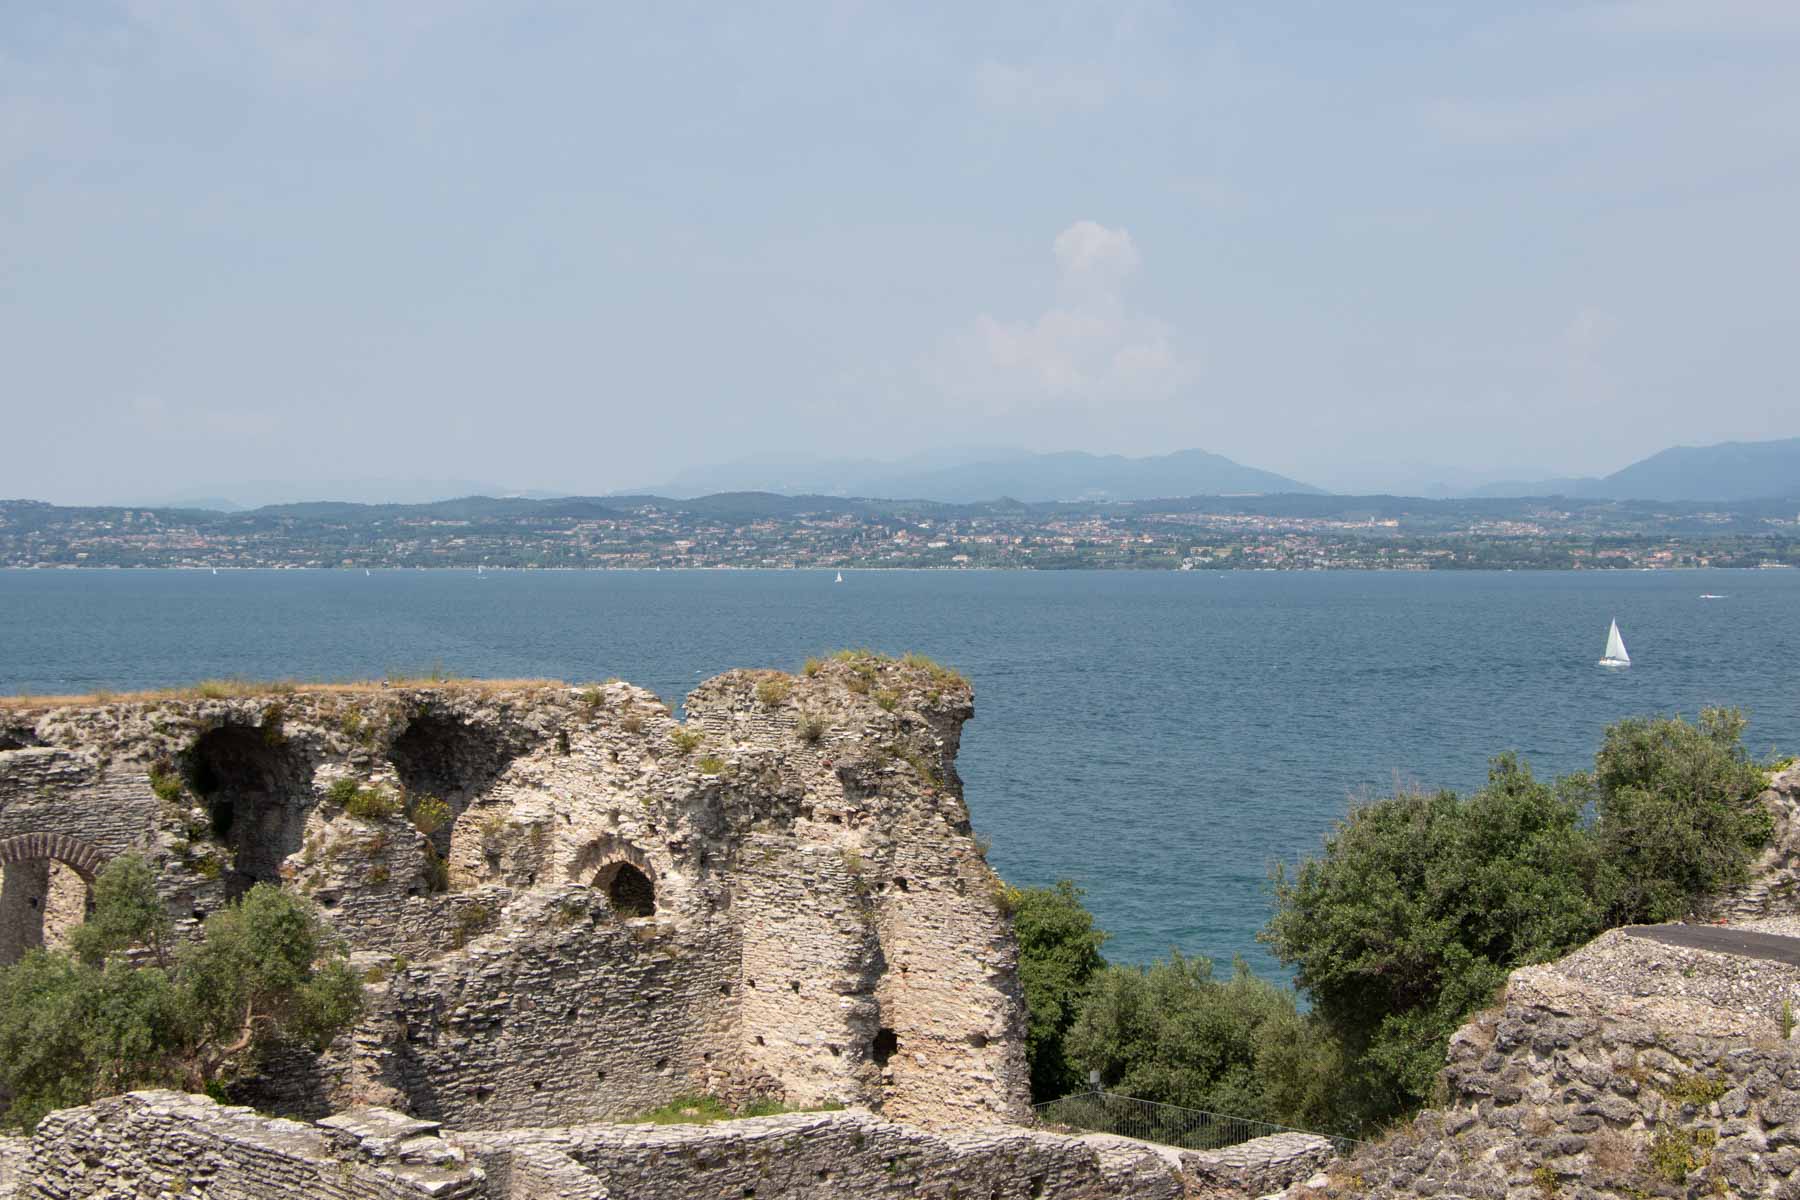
[925,221,1192,414]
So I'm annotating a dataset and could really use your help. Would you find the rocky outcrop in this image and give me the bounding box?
[1283,925,1800,1198]
[1715,761,1800,922]
[0,659,1026,1130]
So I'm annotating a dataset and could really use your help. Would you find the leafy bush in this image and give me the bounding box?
[1011,881,1108,1102]
[0,856,362,1133]
[1265,711,1772,1127]
[669,727,703,755]
[755,677,791,706]
[409,794,451,835]
[342,784,399,822]
[697,755,726,775]
[1067,952,1346,1129]
[147,767,184,805]
[795,713,827,743]
[1586,707,1773,924]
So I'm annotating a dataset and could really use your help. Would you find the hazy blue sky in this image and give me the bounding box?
[4,1,1798,502]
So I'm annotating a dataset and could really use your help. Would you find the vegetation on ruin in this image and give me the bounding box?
[0,855,363,1133]
[623,1093,847,1125]
[1014,708,1777,1137]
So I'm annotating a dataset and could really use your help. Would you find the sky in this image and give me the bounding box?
[3,1,1798,503]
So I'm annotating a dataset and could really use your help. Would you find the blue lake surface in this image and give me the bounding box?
[3,567,1797,973]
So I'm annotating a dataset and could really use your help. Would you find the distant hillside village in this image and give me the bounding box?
[2,494,1798,571]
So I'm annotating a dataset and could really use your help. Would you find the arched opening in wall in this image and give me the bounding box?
[184,725,312,899]
[871,1027,898,1068]
[593,861,655,918]
[389,714,518,857]
[0,856,94,967]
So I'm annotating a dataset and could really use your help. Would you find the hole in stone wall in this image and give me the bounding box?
[871,1027,898,1068]
[892,876,909,892]
[593,861,655,917]
[0,860,91,966]
[389,713,519,855]
[0,732,42,751]
[790,980,801,993]
[968,1032,989,1049]
[184,725,312,899]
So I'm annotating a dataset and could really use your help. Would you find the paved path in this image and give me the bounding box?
[1624,923,1800,967]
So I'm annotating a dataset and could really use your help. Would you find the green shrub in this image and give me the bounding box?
[325,778,361,807]
[0,858,362,1133]
[670,727,703,754]
[1265,710,1775,1130]
[1587,707,1773,925]
[697,755,726,775]
[343,785,399,822]
[874,688,900,711]
[755,677,791,706]
[147,767,183,805]
[795,713,827,743]
[1067,951,1346,1132]
[1649,1126,1715,1182]
[1011,881,1108,1102]
[408,794,451,836]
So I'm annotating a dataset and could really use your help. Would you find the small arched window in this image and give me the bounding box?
[596,861,655,917]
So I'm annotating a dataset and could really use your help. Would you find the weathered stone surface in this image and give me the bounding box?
[25,1091,484,1199]
[1276,923,1800,1198]
[0,662,1028,1130]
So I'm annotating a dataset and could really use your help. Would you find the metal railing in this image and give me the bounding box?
[1033,1091,1364,1158]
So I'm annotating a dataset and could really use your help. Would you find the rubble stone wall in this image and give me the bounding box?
[1290,929,1800,1198]
[0,659,1030,1130]
[24,1092,483,1200]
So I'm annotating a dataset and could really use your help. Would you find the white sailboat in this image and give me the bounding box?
[1598,619,1631,668]
[835,571,844,583]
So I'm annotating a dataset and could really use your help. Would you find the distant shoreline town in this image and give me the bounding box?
[4,494,1797,572]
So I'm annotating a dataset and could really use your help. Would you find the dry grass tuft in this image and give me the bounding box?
[0,676,563,711]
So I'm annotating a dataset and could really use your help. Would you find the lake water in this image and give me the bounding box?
[3,567,1797,974]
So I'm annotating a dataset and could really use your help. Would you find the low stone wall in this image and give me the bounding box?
[24,1092,485,1200]
[1179,1131,1338,1196]
[460,1109,1190,1199]
[0,1137,27,1200]
[6,1091,1340,1199]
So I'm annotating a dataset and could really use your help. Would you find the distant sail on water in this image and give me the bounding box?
[1599,619,1631,668]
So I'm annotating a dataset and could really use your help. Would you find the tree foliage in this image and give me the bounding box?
[1066,953,1345,1129]
[1009,880,1109,1101]
[0,856,363,1132]
[1264,709,1772,1126]
[1587,707,1774,924]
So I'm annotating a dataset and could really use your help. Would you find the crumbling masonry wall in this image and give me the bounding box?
[0,658,1030,1130]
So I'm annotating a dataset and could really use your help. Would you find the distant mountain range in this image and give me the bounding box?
[638,448,1321,503]
[110,437,1799,511]
[1469,438,1800,502]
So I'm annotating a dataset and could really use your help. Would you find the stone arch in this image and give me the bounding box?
[390,712,520,858]
[595,860,656,917]
[185,724,313,898]
[0,833,107,965]
[0,833,107,881]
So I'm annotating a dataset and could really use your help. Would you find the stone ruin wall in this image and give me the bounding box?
[1278,922,1800,1198]
[5,1089,1340,1200]
[0,658,1028,1131]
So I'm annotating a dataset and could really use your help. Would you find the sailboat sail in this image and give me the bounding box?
[1601,619,1630,666]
